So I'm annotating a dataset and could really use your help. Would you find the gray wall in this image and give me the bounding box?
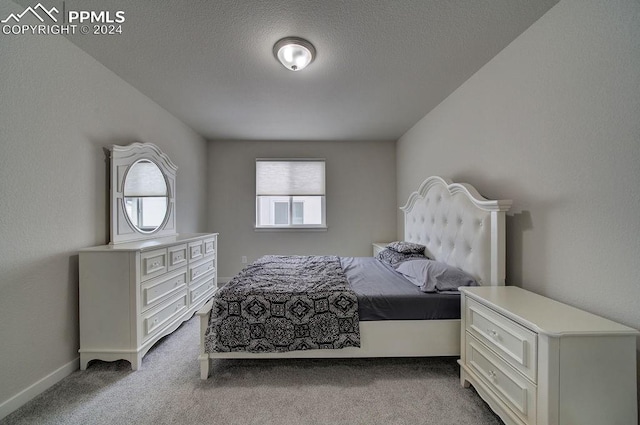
[208,140,397,279]
[398,0,640,358]
[0,1,208,410]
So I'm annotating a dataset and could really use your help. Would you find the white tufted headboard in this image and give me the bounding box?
[400,176,512,286]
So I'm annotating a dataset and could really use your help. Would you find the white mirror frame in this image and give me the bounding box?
[110,142,177,244]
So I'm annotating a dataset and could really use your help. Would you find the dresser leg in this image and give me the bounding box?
[130,355,140,371]
[80,355,90,371]
[460,368,471,388]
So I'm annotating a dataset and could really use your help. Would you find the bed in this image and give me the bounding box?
[197,176,511,379]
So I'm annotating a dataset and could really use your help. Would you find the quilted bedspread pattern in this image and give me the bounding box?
[204,255,360,353]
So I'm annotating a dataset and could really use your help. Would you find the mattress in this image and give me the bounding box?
[340,257,461,321]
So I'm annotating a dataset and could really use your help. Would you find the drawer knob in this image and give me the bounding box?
[488,370,497,381]
[487,329,499,339]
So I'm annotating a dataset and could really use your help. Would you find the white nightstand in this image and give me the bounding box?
[459,286,638,425]
[371,242,391,257]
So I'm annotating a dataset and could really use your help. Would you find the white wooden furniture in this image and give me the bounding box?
[372,242,391,256]
[198,176,512,379]
[79,233,218,370]
[459,286,638,425]
[80,143,218,370]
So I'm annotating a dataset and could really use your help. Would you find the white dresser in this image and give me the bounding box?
[79,233,218,370]
[459,286,638,425]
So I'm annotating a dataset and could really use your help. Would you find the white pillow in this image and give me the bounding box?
[396,259,477,293]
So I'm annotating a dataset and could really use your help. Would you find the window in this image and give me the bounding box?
[124,197,167,231]
[273,201,289,225]
[256,159,326,229]
[292,201,304,224]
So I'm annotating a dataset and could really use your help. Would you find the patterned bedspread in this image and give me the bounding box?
[204,255,360,353]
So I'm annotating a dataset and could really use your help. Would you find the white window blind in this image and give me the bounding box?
[256,159,325,196]
[124,160,167,197]
[255,159,326,229]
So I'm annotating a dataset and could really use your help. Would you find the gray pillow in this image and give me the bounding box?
[396,259,478,293]
[386,241,426,255]
[376,248,426,268]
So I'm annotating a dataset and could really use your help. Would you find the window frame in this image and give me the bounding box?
[255,158,327,231]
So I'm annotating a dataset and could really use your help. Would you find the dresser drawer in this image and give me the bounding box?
[167,244,187,271]
[141,268,187,311]
[189,257,215,282]
[466,298,537,382]
[142,292,188,341]
[466,334,537,425]
[188,241,204,261]
[189,276,216,305]
[140,248,168,282]
[203,238,216,257]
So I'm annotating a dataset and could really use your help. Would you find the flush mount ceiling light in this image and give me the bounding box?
[273,37,316,71]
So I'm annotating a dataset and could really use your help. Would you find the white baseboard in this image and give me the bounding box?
[0,357,79,420]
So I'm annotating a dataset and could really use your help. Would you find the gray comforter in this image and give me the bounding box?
[204,255,360,353]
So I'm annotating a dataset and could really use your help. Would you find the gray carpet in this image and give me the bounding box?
[4,316,503,425]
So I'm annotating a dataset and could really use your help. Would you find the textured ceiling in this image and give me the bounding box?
[17,0,558,141]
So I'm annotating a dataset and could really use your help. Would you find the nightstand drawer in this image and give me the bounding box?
[466,334,536,425]
[466,298,537,383]
[372,242,389,257]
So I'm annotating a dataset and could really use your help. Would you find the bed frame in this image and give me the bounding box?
[197,176,512,379]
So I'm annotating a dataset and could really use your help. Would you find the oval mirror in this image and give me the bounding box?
[123,159,168,233]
